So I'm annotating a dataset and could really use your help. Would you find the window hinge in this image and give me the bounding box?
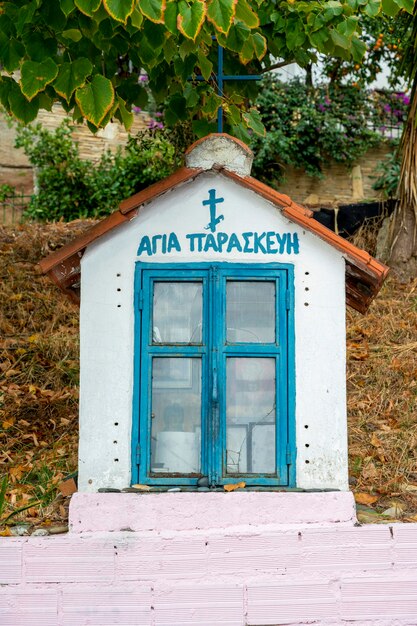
[136,444,141,465]
[138,289,144,310]
[286,443,292,465]
[285,289,292,310]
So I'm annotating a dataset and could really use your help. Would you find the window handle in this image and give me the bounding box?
[212,366,218,404]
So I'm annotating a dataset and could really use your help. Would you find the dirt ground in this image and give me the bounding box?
[0,221,416,532]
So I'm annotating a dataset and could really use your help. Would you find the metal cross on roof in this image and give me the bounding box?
[194,43,262,133]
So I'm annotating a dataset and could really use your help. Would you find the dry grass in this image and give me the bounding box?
[0,220,416,530]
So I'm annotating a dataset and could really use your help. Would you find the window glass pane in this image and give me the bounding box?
[153,282,202,344]
[226,357,276,474]
[151,358,201,475]
[226,281,275,343]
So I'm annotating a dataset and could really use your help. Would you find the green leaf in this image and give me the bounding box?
[163,36,178,62]
[202,91,223,116]
[116,95,134,129]
[138,0,166,23]
[239,32,267,63]
[103,0,135,23]
[381,0,400,14]
[207,0,237,35]
[164,0,178,33]
[225,21,250,53]
[0,76,14,110]
[351,35,366,62]
[16,2,37,36]
[192,118,217,137]
[20,58,59,101]
[286,19,306,51]
[0,35,25,73]
[54,58,93,102]
[363,0,381,16]
[198,49,213,80]
[74,0,102,16]
[61,0,76,17]
[337,16,359,37]
[61,28,83,41]
[242,107,265,136]
[178,0,206,40]
[130,5,144,26]
[75,74,115,126]
[8,85,40,124]
[393,0,414,11]
[235,0,259,28]
[330,28,350,49]
[308,26,330,49]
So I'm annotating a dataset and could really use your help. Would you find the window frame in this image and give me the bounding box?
[131,262,296,488]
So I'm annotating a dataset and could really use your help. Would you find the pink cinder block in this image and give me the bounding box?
[246,581,338,625]
[61,585,152,626]
[153,584,244,626]
[24,537,115,583]
[0,540,23,583]
[115,536,208,581]
[208,532,301,575]
[0,588,58,626]
[302,543,392,573]
[300,524,392,547]
[341,577,417,619]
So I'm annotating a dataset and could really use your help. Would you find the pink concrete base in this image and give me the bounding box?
[69,491,357,532]
[1,523,417,625]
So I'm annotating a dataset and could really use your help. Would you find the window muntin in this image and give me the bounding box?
[134,264,293,487]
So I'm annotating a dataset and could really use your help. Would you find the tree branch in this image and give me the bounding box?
[260,60,295,74]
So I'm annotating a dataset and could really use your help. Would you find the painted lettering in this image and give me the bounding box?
[167,232,181,253]
[151,234,162,254]
[276,233,287,254]
[226,233,243,253]
[286,232,300,254]
[137,235,152,256]
[253,232,267,254]
[217,232,228,252]
[242,232,254,253]
[139,230,300,257]
[266,231,277,254]
[204,233,219,252]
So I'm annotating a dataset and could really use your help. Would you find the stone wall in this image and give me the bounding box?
[0,106,149,221]
[278,145,391,206]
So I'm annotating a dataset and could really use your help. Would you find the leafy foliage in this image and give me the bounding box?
[372,149,401,198]
[14,120,178,221]
[250,76,403,185]
[0,0,412,136]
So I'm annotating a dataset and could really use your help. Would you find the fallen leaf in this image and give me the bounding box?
[0,527,12,537]
[131,484,151,491]
[370,433,383,447]
[354,492,378,506]
[224,482,246,492]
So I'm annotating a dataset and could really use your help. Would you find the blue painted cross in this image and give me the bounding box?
[194,43,262,132]
[203,188,224,232]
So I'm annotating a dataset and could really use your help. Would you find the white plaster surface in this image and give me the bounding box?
[79,172,348,491]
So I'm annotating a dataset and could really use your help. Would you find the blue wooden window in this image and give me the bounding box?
[132,263,295,487]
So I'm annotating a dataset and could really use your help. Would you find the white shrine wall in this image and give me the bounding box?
[79,172,348,492]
